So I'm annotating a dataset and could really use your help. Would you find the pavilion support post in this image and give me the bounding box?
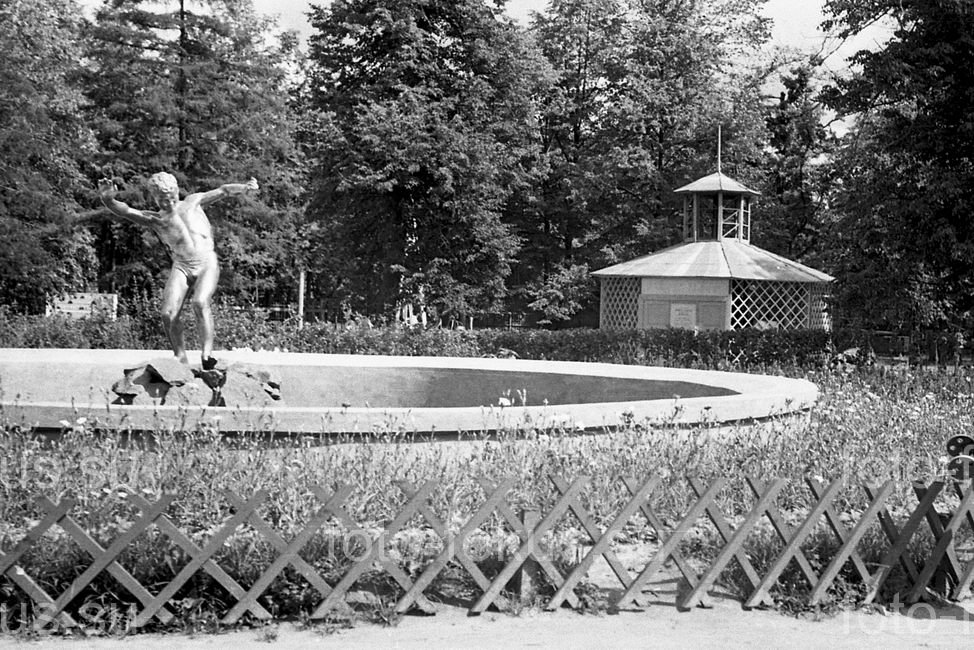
[738,196,745,241]
[717,192,724,241]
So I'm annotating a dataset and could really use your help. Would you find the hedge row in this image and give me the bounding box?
[0,305,870,370]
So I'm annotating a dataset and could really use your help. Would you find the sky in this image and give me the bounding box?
[251,0,892,68]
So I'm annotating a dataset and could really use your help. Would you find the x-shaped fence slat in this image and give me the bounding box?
[225,490,337,614]
[546,476,660,610]
[906,483,974,603]
[808,480,874,583]
[0,499,73,575]
[744,478,844,609]
[36,495,174,631]
[808,479,872,580]
[690,477,761,604]
[682,478,787,610]
[913,483,963,593]
[616,478,727,608]
[311,483,436,618]
[863,481,944,604]
[626,477,700,597]
[223,485,354,624]
[469,477,589,614]
[38,497,176,627]
[746,477,818,594]
[0,499,78,629]
[476,478,580,610]
[548,477,639,596]
[0,563,76,630]
[315,485,437,614]
[128,491,270,627]
[808,480,893,606]
[949,481,974,600]
[394,479,515,613]
[864,484,920,584]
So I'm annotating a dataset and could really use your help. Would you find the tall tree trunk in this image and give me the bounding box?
[177,0,188,171]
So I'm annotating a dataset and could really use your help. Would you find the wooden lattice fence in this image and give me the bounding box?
[2,475,973,631]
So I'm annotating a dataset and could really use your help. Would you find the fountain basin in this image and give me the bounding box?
[0,349,819,434]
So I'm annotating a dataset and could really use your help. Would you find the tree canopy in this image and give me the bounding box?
[0,0,97,312]
[302,0,550,320]
[822,0,974,329]
[3,0,971,335]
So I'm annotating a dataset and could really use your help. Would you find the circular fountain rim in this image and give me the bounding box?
[0,348,819,434]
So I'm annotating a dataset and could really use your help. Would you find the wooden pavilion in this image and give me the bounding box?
[592,170,833,331]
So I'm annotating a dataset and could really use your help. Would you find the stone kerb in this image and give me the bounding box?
[0,349,818,435]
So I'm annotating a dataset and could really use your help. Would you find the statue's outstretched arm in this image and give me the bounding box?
[98,178,157,227]
[195,177,259,206]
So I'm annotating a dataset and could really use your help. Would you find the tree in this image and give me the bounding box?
[523,261,593,325]
[757,62,837,262]
[822,0,974,329]
[83,0,306,307]
[594,0,773,262]
[520,0,773,323]
[508,0,623,323]
[304,0,551,320]
[0,0,98,312]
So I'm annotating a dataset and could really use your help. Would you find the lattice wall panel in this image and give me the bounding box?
[599,276,640,329]
[808,284,831,330]
[730,280,822,330]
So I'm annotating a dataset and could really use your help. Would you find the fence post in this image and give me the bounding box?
[519,507,541,603]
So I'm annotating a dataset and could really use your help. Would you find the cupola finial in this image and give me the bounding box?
[717,124,722,174]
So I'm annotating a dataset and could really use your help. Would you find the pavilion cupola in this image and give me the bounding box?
[674,166,760,244]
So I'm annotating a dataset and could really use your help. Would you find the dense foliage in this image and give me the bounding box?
[302,0,547,319]
[2,0,972,334]
[0,0,98,312]
[822,0,974,330]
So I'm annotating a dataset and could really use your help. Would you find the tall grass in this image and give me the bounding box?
[6,366,959,521]
[2,370,962,546]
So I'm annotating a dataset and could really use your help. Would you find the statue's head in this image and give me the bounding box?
[147,172,179,208]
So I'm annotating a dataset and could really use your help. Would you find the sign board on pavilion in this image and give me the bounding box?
[670,303,697,329]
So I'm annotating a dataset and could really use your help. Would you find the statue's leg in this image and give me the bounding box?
[161,269,190,363]
[191,259,221,364]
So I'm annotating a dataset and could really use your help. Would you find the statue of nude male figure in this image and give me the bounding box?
[97,172,259,368]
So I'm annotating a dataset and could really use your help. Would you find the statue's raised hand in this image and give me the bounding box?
[246,177,259,193]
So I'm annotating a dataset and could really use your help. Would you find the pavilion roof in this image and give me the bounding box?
[673,171,761,196]
[592,240,833,283]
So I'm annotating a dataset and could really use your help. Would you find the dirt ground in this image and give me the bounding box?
[3,596,974,650]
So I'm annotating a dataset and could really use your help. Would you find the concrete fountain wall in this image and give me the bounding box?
[0,348,819,434]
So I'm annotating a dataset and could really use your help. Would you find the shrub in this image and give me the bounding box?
[0,306,841,371]
[476,328,832,369]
